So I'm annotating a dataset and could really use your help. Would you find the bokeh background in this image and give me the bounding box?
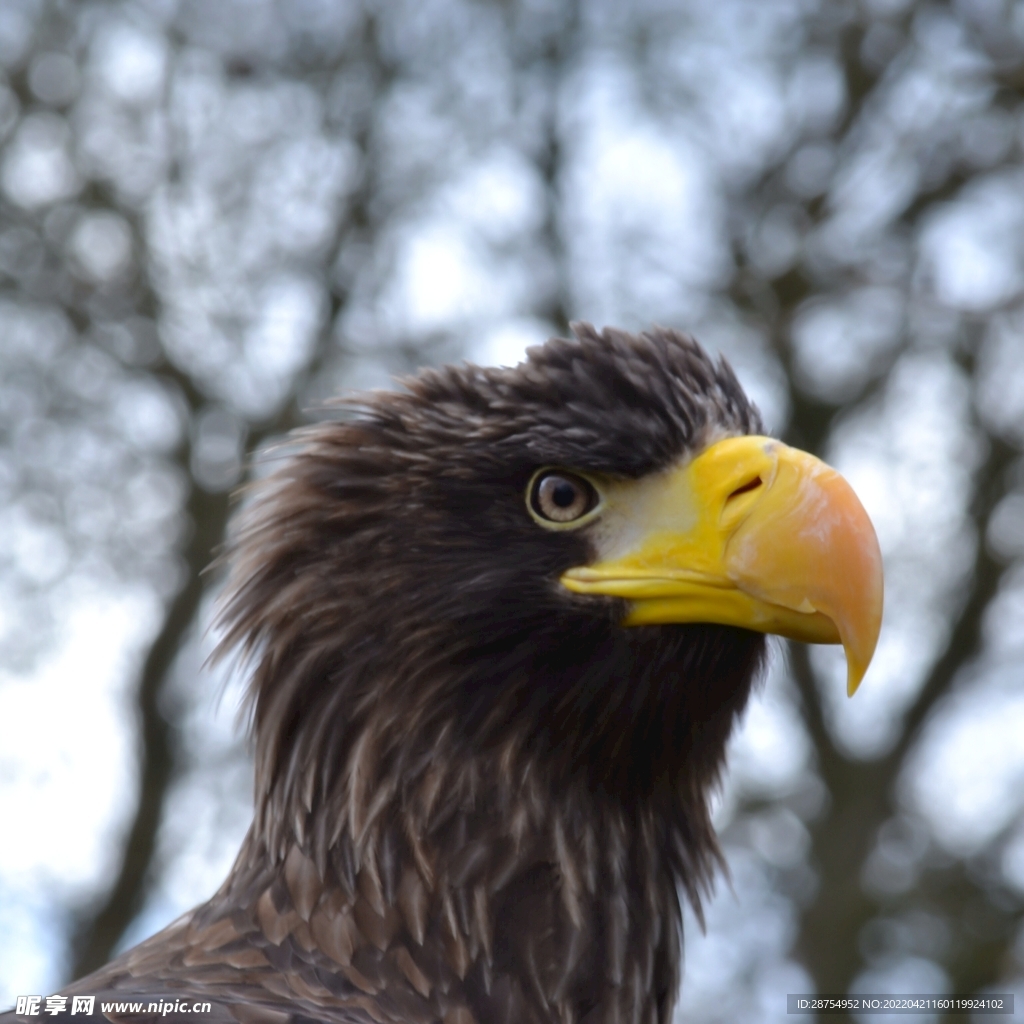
[1,0,1023,1021]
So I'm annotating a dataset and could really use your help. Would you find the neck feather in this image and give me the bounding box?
[211,625,763,1024]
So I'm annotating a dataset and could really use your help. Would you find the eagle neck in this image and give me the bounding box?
[224,719,690,1024]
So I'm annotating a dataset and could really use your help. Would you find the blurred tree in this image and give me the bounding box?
[1,0,1023,1021]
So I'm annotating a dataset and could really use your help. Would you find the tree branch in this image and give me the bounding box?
[68,12,395,976]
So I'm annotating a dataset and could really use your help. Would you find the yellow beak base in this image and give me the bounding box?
[560,436,884,696]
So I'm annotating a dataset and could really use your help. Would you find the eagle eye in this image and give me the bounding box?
[528,470,600,527]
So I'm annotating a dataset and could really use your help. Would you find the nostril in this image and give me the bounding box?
[727,476,762,502]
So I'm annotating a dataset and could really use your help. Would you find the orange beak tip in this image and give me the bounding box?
[847,667,864,699]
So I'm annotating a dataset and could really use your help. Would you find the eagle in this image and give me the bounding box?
[6,325,882,1024]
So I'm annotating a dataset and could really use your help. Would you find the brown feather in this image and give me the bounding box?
[5,326,766,1024]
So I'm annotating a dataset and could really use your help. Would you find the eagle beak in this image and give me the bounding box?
[560,435,884,696]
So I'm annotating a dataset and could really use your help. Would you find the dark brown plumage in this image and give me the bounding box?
[9,325,773,1024]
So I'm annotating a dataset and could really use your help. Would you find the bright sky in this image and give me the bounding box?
[0,585,156,1001]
